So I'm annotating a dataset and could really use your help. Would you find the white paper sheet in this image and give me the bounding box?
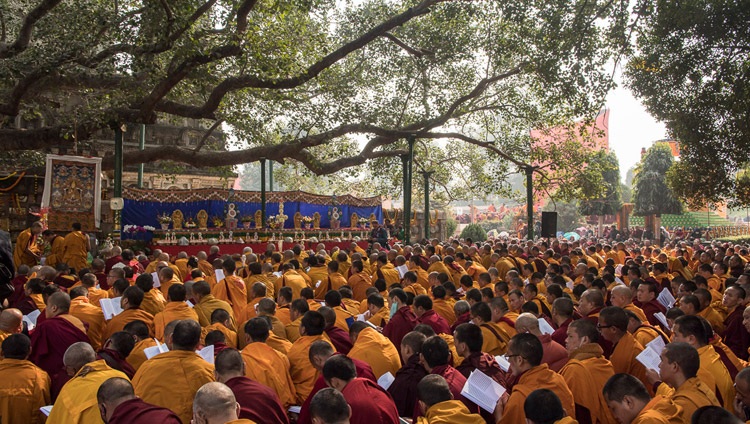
[657,288,676,309]
[636,347,662,372]
[538,318,555,335]
[378,371,395,390]
[185,300,194,308]
[646,335,666,355]
[143,340,169,359]
[654,312,670,330]
[396,264,409,278]
[460,370,507,413]
[197,344,214,364]
[495,355,510,372]
[23,309,41,331]
[40,405,53,416]
[151,272,161,288]
[215,269,225,282]
[288,406,301,414]
[566,280,574,290]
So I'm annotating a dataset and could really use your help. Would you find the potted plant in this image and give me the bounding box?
[302,216,313,229]
[358,217,369,229]
[211,216,224,228]
[241,214,254,229]
[157,213,172,230]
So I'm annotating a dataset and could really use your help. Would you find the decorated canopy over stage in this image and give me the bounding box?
[121,187,383,232]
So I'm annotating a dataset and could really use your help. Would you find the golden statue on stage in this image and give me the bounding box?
[293,212,302,230]
[172,210,184,229]
[313,212,321,229]
[197,210,208,230]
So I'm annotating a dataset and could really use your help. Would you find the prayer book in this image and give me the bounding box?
[196,344,214,364]
[144,340,169,359]
[461,370,507,413]
[657,288,675,309]
[654,312,670,330]
[495,355,510,372]
[22,309,41,331]
[40,406,53,416]
[636,347,661,372]
[100,297,124,320]
[538,318,554,335]
[151,272,161,288]
[215,269,225,282]
[378,372,395,390]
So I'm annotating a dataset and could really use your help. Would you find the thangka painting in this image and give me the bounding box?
[41,155,102,231]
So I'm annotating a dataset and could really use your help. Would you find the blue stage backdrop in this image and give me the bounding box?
[121,188,383,230]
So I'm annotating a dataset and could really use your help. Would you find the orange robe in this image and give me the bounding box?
[479,322,509,356]
[368,307,390,327]
[133,350,215,424]
[153,301,200,341]
[201,322,238,348]
[499,364,575,424]
[126,337,159,371]
[348,272,372,302]
[70,296,107,350]
[609,333,651,393]
[244,274,275,300]
[266,332,293,355]
[375,263,401,285]
[333,306,354,332]
[0,358,50,424]
[194,294,236,329]
[241,341,297,407]
[559,343,616,424]
[289,335,332,404]
[240,297,262,323]
[416,400,484,424]
[48,360,128,424]
[348,327,401,379]
[286,318,302,342]
[13,229,40,268]
[307,266,330,299]
[104,308,155,341]
[697,306,725,335]
[657,377,719,422]
[61,230,89,272]
[140,289,166,317]
[45,235,65,269]
[159,277,182,298]
[624,303,649,323]
[697,345,735,409]
[631,395,682,424]
[276,270,308,300]
[329,272,348,292]
[86,286,109,306]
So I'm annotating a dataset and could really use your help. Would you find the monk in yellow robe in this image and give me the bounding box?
[0,333,50,424]
[348,261,373,301]
[374,256,401,285]
[42,229,65,269]
[201,309,238,348]
[153,283,200,341]
[240,317,297,407]
[610,286,649,323]
[559,320,617,424]
[0,308,23,344]
[61,223,90,272]
[193,281,237,329]
[79,273,109,306]
[348,324,401,379]
[471,302,508,355]
[135,274,166,317]
[599,307,652,393]
[603,374,682,424]
[48,343,129,424]
[289,311,332,403]
[123,320,158,371]
[13,222,42,268]
[104,286,155,342]
[244,262,275,300]
[307,258,330,299]
[653,342,719,422]
[132,320,215,424]
[495,334,575,424]
[416,375,484,424]
[69,288,107,350]
[276,265,308,300]
[158,267,183,298]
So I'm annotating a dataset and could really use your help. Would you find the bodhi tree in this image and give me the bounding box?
[626,0,750,208]
[632,143,682,236]
[577,149,622,234]
[0,0,629,199]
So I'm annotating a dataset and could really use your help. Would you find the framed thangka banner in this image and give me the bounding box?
[41,155,102,231]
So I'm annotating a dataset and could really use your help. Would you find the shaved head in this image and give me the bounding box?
[97,377,135,404]
[63,342,96,371]
[193,382,238,422]
[514,313,540,333]
[0,308,23,333]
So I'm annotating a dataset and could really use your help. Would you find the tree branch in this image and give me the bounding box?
[153,0,445,119]
[381,32,432,57]
[0,0,62,59]
[193,119,224,153]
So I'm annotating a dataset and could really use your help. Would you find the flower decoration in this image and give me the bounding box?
[157,213,172,223]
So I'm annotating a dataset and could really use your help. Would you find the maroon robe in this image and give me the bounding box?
[297,355,376,424]
[14,294,38,316]
[325,325,353,355]
[343,378,400,424]
[225,376,290,424]
[457,351,508,424]
[383,306,417,354]
[551,318,572,347]
[7,274,28,308]
[722,306,750,360]
[29,314,90,400]
[53,274,78,289]
[105,255,123,273]
[98,348,136,379]
[95,272,109,290]
[388,354,427,417]
[417,310,451,335]
[640,299,667,328]
[451,311,471,333]
[108,398,182,424]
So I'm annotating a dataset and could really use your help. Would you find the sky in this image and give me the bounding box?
[605,71,668,183]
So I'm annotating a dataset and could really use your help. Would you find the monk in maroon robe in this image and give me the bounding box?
[451,310,471,333]
[721,286,750,360]
[322,355,399,424]
[325,325,353,354]
[98,331,137,379]
[383,289,417,353]
[7,272,28,308]
[97,377,181,424]
[415,295,451,335]
[213,348,290,424]
[29,292,90,399]
[298,349,376,424]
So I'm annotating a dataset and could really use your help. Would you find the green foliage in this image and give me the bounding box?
[577,150,622,216]
[460,223,487,242]
[444,216,458,238]
[621,183,632,203]
[543,200,584,233]
[626,0,750,207]
[633,143,682,216]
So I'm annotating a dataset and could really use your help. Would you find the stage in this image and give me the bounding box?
[151,240,369,256]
